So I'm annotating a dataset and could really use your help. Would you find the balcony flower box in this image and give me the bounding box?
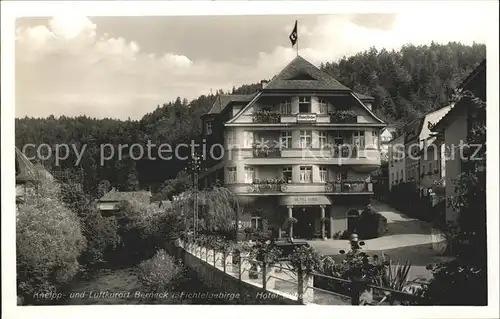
[330,145,358,158]
[252,110,281,124]
[250,178,287,192]
[329,110,357,124]
[252,145,281,158]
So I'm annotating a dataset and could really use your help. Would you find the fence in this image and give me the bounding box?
[176,239,428,305]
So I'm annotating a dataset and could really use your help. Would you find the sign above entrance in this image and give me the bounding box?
[279,195,332,206]
[296,113,317,123]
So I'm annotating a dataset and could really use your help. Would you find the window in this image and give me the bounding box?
[429,162,432,174]
[319,166,328,182]
[282,167,292,183]
[401,170,404,180]
[299,166,312,183]
[299,96,311,113]
[337,171,348,181]
[228,167,237,184]
[280,131,292,149]
[352,131,365,148]
[251,216,263,230]
[299,130,312,148]
[227,130,236,148]
[422,164,425,175]
[244,131,254,148]
[319,131,328,148]
[332,131,344,145]
[371,130,379,148]
[280,99,292,114]
[244,167,254,183]
[396,171,399,181]
[319,99,328,114]
[391,173,394,184]
[206,121,213,135]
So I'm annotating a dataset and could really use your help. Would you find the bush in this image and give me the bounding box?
[138,249,184,293]
[16,174,86,303]
[289,245,322,272]
[78,205,121,266]
[332,230,351,240]
[357,205,387,239]
[423,260,487,305]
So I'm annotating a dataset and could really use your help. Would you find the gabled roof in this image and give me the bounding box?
[206,93,256,115]
[16,147,38,184]
[99,189,152,203]
[433,59,486,132]
[263,55,351,91]
[354,92,375,101]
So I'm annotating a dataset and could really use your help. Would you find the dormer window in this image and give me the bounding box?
[205,121,213,135]
[298,97,311,113]
[279,99,292,114]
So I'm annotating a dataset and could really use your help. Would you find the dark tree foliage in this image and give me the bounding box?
[15,43,485,196]
[321,42,485,123]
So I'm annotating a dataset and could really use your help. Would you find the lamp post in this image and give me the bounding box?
[185,152,203,237]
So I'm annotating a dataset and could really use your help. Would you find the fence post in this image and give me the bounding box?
[297,268,304,303]
[213,248,216,267]
[350,280,363,305]
[223,251,227,273]
[238,253,242,282]
[262,262,267,290]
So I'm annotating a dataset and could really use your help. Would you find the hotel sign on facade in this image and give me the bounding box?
[297,113,317,123]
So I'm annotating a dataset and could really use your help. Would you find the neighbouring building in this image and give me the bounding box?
[198,55,386,239]
[15,147,38,204]
[406,106,452,188]
[388,133,406,189]
[432,59,486,222]
[97,188,152,215]
[387,105,452,193]
[379,126,397,162]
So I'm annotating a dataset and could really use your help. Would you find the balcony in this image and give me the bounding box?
[252,145,281,158]
[247,178,287,193]
[329,145,358,158]
[324,180,373,193]
[329,110,358,124]
[252,110,281,124]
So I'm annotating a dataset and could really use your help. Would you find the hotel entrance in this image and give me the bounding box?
[294,206,321,239]
[279,195,332,240]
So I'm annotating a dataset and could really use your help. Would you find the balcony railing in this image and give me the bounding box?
[247,179,287,192]
[329,145,358,158]
[252,145,281,158]
[329,110,357,124]
[325,180,372,193]
[252,110,281,124]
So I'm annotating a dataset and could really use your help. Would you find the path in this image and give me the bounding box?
[308,200,452,282]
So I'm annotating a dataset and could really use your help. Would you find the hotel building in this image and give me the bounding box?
[198,56,386,239]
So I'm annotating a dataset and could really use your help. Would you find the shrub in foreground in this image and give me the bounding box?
[16,175,86,304]
[138,249,184,293]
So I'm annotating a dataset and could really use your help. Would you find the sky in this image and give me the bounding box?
[14,4,492,120]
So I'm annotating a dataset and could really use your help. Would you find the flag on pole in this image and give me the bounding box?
[289,20,298,46]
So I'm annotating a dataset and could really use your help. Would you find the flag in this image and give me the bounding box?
[289,20,298,46]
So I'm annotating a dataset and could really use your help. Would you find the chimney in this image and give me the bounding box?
[260,80,269,89]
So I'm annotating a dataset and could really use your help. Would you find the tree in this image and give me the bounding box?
[16,167,86,304]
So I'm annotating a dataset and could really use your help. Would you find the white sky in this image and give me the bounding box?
[13,2,493,120]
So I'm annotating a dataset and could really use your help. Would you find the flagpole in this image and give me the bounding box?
[296,20,299,57]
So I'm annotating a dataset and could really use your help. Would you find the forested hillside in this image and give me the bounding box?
[15,42,486,195]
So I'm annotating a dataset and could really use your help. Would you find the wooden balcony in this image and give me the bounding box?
[252,111,281,124]
[324,181,373,193]
[252,145,281,158]
[247,179,287,193]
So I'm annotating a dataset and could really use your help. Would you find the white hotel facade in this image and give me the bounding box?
[198,56,386,239]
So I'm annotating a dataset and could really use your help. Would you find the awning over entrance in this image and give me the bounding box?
[279,195,332,206]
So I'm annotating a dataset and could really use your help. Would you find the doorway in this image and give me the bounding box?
[294,206,320,239]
